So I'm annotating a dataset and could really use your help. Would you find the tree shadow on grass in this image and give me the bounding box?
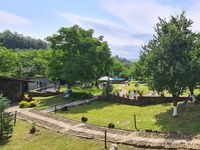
[0,137,11,146]
[154,103,200,136]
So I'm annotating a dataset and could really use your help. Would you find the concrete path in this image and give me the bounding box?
[42,96,98,113]
[7,105,200,149]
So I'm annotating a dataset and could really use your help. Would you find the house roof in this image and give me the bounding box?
[0,76,34,83]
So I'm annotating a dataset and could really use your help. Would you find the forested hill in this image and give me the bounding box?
[0,30,48,49]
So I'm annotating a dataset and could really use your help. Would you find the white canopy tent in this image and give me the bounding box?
[98,76,113,81]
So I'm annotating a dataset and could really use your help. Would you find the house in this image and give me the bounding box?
[0,76,32,101]
[28,77,53,91]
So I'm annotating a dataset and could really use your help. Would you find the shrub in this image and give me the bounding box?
[108,123,115,128]
[19,101,29,108]
[138,90,144,96]
[71,92,92,99]
[29,100,37,107]
[126,93,130,98]
[112,88,119,95]
[29,122,36,134]
[134,83,139,87]
[81,116,88,123]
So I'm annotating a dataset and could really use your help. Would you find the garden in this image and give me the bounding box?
[56,99,200,133]
[0,120,133,150]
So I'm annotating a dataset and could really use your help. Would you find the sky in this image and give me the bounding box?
[0,0,200,59]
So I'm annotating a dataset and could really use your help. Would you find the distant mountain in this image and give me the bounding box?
[0,30,48,50]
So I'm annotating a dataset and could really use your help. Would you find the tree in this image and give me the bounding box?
[16,49,50,78]
[140,12,196,116]
[46,25,112,86]
[111,57,124,77]
[0,94,13,140]
[0,30,48,50]
[184,34,200,102]
[0,47,19,77]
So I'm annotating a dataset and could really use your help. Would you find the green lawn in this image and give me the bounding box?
[0,120,134,150]
[57,100,200,133]
[35,86,103,110]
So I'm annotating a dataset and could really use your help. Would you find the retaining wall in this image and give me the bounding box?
[103,94,187,106]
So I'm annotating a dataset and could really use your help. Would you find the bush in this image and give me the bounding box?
[112,88,119,95]
[108,123,115,128]
[81,116,88,123]
[29,122,36,134]
[19,101,29,108]
[29,100,37,107]
[134,83,139,87]
[71,92,92,99]
[138,90,144,96]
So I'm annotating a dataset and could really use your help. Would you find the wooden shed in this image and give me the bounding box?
[0,76,32,102]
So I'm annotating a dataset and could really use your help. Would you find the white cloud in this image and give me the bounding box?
[59,12,146,47]
[100,0,179,34]
[0,11,30,26]
[187,0,200,32]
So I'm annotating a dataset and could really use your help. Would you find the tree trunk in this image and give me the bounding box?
[172,95,178,117]
[67,82,71,89]
[189,88,196,102]
[95,80,99,89]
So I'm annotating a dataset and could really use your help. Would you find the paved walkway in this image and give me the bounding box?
[7,103,200,149]
[42,96,98,113]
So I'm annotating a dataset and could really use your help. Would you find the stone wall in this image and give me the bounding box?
[103,94,187,106]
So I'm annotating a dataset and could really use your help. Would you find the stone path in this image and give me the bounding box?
[6,104,200,149]
[42,96,98,113]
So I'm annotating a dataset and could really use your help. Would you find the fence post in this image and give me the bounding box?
[134,114,137,130]
[14,111,17,126]
[104,129,107,149]
[55,105,57,114]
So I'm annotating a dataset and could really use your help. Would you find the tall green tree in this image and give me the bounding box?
[0,94,13,140]
[140,12,196,116]
[46,25,112,85]
[183,34,200,102]
[0,47,19,77]
[111,57,124,77]
[17,49,50,78]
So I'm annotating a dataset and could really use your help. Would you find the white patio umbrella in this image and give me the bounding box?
[98,76,113,81]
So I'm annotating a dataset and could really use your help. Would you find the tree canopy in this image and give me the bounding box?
[139,12,200,116]
[46,25,112,83]
[0,30,48,50]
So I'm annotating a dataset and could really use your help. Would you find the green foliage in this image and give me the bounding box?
[0,120,131,150]
[16,49,50,78]
[19,101,30,108]
[71,92,93,99]
[0,47,19,76]
[111,57,124,77]
[140,12,197,97]
[0,47,49,78]
[29,100,38,107]
[19,100,38,108]
[57,100,200,133]
[46,25,112,82]
[0,94,13,140]
[0,30,48,49]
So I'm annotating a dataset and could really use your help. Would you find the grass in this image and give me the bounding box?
[0,120,134,150]
[57,100,200,133]
[112,83,150,95]
[35,86,103,110]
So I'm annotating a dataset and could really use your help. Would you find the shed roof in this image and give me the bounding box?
[0,76,34,83]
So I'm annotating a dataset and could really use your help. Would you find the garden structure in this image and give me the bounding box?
[0,76,33,102]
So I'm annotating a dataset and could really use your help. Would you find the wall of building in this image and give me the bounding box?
[28,77,53,91]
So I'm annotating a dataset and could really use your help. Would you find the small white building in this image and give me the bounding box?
[28,77,53,91]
